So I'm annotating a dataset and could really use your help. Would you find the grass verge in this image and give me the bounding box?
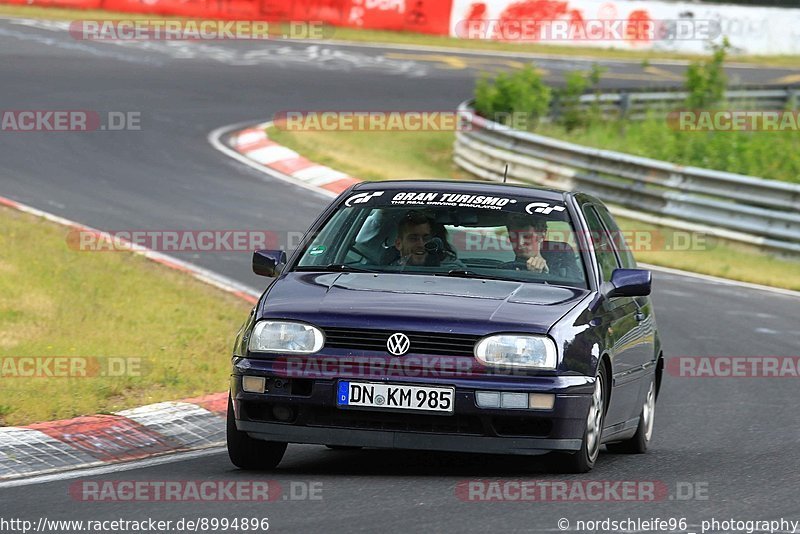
[0,4,798,67]
[536,118,800,184]
[0,4,184,21]
[266,126,800,290]
[268,127,468,181]
[0,205,251,426]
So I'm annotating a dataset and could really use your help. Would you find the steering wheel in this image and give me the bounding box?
[346,244,370,262]
[498,260,530,271]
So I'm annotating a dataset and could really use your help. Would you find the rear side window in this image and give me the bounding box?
[594,204,637,269]
[582,206,620,282]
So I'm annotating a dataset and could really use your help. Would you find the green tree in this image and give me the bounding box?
[473,65,552,130]
[685,38,730,109]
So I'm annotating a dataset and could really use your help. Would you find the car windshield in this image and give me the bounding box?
[294,189,588,288]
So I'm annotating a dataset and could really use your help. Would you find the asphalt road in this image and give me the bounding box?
[1,16,799,533]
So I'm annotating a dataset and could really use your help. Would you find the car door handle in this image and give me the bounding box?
[635,311,645,322]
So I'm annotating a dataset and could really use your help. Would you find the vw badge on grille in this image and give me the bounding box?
[386,333,410,356]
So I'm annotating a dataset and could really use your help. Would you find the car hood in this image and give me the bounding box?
[258,272,590,335]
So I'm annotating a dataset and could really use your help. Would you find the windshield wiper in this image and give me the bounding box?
[295,264,380,273]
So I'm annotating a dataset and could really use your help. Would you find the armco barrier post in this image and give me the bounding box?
[619,93,631,119]
[788,89,799,110]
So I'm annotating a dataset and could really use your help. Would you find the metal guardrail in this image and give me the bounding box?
[565,88,799,120]
[454,100,800,255]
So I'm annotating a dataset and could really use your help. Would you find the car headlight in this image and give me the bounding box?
[248,320,325,354]
[474,334,557,370]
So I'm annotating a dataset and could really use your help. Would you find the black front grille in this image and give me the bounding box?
[323,327,478,357]
[491,416,552,437]
[306,406,485,435]
[242,401,553,438]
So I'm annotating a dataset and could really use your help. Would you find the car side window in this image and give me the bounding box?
[583,206,620,282]
[594,204,637,269]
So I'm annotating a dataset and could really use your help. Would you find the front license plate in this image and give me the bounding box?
[337,381,455,414]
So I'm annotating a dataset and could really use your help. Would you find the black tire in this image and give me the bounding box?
[227,395,287,470]
[325,445,363,451]
[556,364,608,473]
[606,377,656,454]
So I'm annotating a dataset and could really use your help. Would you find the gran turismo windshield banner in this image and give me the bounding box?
[344,190,567,215]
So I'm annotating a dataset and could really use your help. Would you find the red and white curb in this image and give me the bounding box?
[0,195,256,481]
[0,394,227,481]
[210,121,360,197]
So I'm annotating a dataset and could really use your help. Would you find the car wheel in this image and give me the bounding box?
[325,445,363,451]
[606,377,656,454]
[227,395,287,470]
[557,365,607,473]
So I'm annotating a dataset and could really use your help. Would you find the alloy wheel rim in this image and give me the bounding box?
[586,376,604,461]
[643,381,656,442]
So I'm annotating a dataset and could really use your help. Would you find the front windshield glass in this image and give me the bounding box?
[294,189,588,288]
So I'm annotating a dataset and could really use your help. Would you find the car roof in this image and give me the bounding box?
[352,180,570,202]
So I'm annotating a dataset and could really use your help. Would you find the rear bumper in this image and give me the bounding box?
[231,362,594,455]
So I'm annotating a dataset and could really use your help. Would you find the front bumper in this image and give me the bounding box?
[238,421,580,455]
[231,360,594,456]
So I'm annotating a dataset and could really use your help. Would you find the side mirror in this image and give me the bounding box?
[253,249,287,277]
[606,268,652,298]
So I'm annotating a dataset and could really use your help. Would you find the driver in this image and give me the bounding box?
[506,213,550,273]
[392,211,462,268]
[505,213,581,279]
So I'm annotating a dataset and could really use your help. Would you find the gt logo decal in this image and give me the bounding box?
[345,191,384,207]
[525,202,566,215]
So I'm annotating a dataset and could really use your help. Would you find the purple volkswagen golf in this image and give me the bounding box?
[227,181,663,473]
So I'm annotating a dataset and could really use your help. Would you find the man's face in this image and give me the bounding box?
[396,222,432,266]
[507,224,546,258]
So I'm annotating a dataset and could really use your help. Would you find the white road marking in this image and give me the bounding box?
[641,263,800,299]
[0,24,163,65]
[727,310,777,319]
[0,15,780,71]
[755,327,781,335]
[1,19,426,75]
